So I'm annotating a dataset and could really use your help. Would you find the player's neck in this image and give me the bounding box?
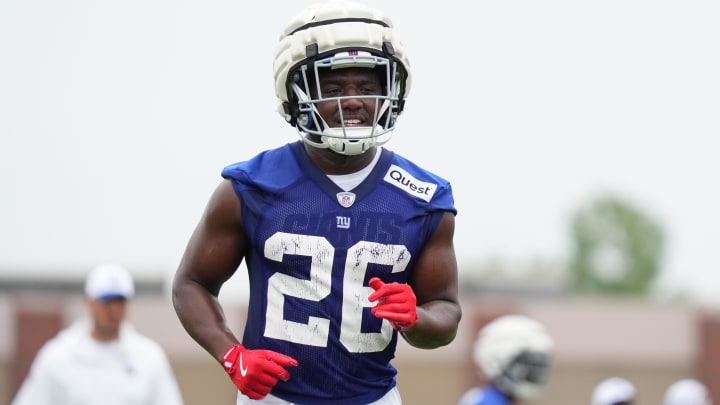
[304,144,378,175]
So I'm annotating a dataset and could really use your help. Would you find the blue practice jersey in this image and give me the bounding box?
[457,385,510,405]
[221,142,456,405]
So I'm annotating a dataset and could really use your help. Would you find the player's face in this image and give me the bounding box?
[312,67,383,128]
[87,297,127,341]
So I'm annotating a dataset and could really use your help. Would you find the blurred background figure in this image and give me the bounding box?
[457,314,555,405]
[591,377,636,405]
[662,378,713,405]
[11,263,184,405]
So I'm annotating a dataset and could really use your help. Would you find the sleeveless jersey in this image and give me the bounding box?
[221,141,456,405]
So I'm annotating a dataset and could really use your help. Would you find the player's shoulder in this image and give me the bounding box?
[221,142,301,188]
[457,386,485,405]
[382,149,456,210]
[223,143,295,172]
[386,149,451,186]
[29,326,80,368]
[457,385,512,405]
[31,335,65,364]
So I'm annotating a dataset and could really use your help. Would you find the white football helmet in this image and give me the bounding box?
[663,379,712,405]
[273,0,411,155]
[591,377,636,405]
[474,315,555,400]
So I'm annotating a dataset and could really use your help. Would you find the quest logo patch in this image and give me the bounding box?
[383,165,437,202]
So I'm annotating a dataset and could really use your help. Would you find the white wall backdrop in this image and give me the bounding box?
[1,0,719,304]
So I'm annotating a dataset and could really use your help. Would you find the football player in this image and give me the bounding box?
[457,315,554,405]
[172,1,462,404]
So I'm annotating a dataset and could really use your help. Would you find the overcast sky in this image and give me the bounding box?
[1,0,719,305]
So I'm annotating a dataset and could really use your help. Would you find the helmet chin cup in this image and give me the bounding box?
[506,382,544,400]
[323,126,386,156]
[299,125,391,156]
[324,137,373,156]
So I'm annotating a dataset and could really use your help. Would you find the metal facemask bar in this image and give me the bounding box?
[498,351,551,400]
[290,51,402,154]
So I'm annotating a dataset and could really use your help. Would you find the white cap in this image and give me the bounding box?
[84,263,135,301]
[663,379,711,405]
[592,377,636,405]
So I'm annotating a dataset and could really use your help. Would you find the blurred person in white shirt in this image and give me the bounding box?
[11,263,184,405]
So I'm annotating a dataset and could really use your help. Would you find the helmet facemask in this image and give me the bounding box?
[289,50,405,156]
[273,1,412,155]
[494,350,552,400]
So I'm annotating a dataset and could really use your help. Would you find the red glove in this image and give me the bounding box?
[368,277,418,332]
[221,344,298,400]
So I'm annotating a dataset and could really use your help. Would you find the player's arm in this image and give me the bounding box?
[172,179,297,400]
[400,211,461,349]
[172,179,246,360]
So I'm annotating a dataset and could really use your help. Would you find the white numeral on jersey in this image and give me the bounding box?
[341,241,410,352]
[263,232,411,353]
[264,233,333,347]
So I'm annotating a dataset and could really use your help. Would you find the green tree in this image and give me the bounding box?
[569,195,664,295]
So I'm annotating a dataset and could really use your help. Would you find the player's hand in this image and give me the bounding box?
[221,344,298,400]
[368,277,418,332]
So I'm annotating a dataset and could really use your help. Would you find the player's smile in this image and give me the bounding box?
[314,67,383,128]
